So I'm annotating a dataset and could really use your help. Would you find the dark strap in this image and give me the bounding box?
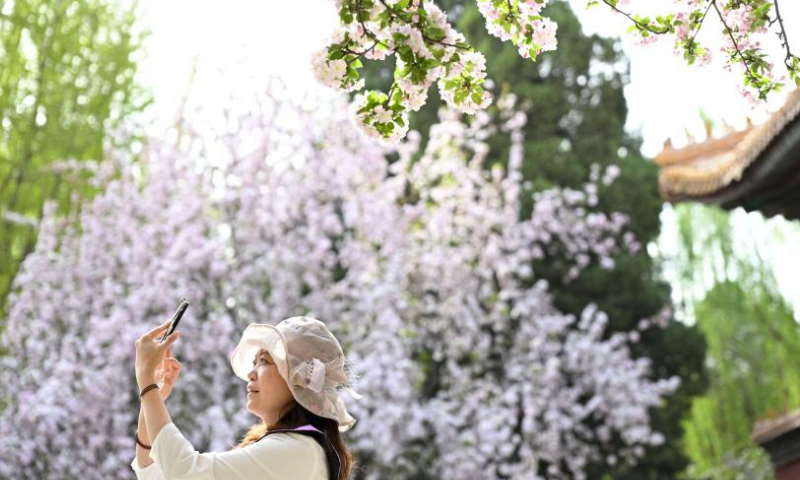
[258,425,340,480]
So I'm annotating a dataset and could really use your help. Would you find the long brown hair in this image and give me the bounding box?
[232,401,357,480]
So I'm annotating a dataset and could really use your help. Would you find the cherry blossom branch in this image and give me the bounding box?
[377,0,470,50]
[595,0,788,98]
[598,0,670,35]
[712,1,757,83]
[313,0,492,143]
[312,0,794,143]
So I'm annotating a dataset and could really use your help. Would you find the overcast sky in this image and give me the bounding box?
[129,0,800,318]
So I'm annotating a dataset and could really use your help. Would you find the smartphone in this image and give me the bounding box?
[159,299,189,344]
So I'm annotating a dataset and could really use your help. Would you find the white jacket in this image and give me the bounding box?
[130,422,329,480]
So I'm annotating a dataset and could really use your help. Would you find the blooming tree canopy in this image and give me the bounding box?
[0,84,677,479]
[312,0,799,142]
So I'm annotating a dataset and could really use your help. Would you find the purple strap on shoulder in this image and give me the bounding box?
[287,424,323,434]
[263,424,323,435]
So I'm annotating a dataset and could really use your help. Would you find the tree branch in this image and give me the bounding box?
[599,0,670,35]
[689,0,714,45]
[772,0,796,67]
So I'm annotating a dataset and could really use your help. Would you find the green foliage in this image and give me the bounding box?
[682,280,796,480]
[788,55,800,86]
[671,203,800,480]
[0,0,150,320]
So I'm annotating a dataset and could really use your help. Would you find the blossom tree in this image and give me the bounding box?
[312,0,799,142]
[0,84,677,479]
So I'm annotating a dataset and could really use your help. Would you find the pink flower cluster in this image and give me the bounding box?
[436,51,492,114]
[477,0,558,59]
[313,1,494,142]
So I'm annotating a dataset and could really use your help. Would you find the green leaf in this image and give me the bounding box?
[427,26,445,39]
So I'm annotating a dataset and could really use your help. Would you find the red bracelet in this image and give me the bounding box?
[136,430,152,450]
[139,383,159,400]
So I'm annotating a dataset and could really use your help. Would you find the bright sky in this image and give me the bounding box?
[128,0,800,318]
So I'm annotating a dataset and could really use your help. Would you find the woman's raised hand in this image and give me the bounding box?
[154,345,182,401]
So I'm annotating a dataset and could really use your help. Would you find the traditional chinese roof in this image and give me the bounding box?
[753,407,800,468]
[655,88,800,220]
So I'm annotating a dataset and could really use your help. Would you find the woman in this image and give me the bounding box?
[131,315,363,480]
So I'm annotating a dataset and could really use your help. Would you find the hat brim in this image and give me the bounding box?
[229,324,289,382]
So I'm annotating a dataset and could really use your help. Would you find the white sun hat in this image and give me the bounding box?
[230,316,363,432]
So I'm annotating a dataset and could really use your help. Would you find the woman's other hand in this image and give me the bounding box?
[154,345,182,401]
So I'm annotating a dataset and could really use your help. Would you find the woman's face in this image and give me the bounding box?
[246,349,295,425]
